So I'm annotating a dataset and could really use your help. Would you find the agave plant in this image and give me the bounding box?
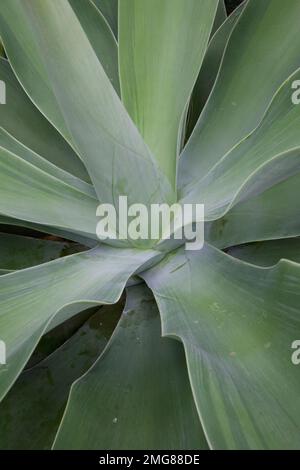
[0,0,300,450]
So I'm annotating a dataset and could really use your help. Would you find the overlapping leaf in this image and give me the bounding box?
[18,0,173,210]
[0,245,158,401]
[0,233,82,271]
[179,0,300,189]
[54,285,208,450]
[0,304,122,449]
[0,58,89,181]
[181,70,300,220]
[143,244,300,449]
[119,0,218,187]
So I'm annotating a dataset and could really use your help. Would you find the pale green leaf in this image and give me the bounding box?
[143,244,300,449]
[186,3,244,138]
[0,232,82,271]
[69,0,120,94]
[0,245,158,401]
[0,127,95,198]
[119,0,218,187]
[21,0,173,208]
[0,58,89,181]
[206,171,300,248]
[0,146,99,238]
[54,285,208,450]
[92,0,118,38]
[228,238,300,267]
[0,304,122,449]
[181,70,300,220]
[180,0,300,189]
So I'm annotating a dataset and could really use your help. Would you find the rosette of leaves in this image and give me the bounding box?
[0,0,300,450]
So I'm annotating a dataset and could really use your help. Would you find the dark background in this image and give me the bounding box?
[225,0,244,14]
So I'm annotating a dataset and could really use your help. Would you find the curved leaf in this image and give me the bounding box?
[92,0,118,38]
[119,0,218,187]
[181,70,300,220]
[0,245,158,402]
[0,0,120,145]
[0,216,98,248]
[211,1,227,35]
[0,146,98,238]
[0,0,72,143]
[179,0,300,189]
[0,304,122,449]
[143,244,300,449]
[206,171,300,248]
[21,0,173,209]
[186,2,244,138]
[0,127,95,198]
[54,285,208,450]
[228,238,300,267]
[0,232,81,271]
[69,0,120,94]
[0,58,89,181]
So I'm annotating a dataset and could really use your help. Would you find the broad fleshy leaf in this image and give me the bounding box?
[0,58,89,181]
[119,0,218,187]
[20,0,173,208]
[0,304,122,449]
[181,70,300,220]
[211,1,227,35]
[0,127,95,198]
[0,232,83,271]
[0,245,158,401]
[186,2,244,138]
[53,285,208,450]
[206,171,300,248]
[179,0,300,189]
[0,0,72,144]
[69,0,120,94]
[228,238,300,267]
[0,216,98,248]
[143,244,300,449]
[0,0,120,144]
[0,146,99,238]
[92,0,118,38]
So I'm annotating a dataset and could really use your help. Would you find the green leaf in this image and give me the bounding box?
[0,304,122,449]
[0,146,99,238]
[186,3,244,139]
[0,216,98,248]
[92,0,118,38]
[69,0,120,94]
[211,0,227,35]
[179,0,300,189]
[0,127,95,198]
[181,70,300,219]
[119,0,218,187]
[53,284,208,450]
[21,0,173,208]
[26,306,101,368]
[0,245,158,402]
[0,58,89,181]
[0,0,72,144]
[0,232,82,271]
[206,171,300,248]
[143,244,300,449]
[227,238,300,267]
[0,0,120,144]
